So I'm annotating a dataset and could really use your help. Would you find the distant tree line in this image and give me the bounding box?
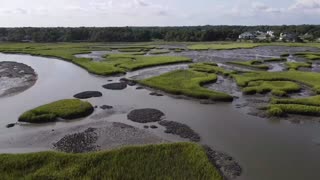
[0,25,319,42]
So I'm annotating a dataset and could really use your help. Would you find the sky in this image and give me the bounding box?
[0,0,319,27]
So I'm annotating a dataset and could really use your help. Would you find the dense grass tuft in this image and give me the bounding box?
[242,81,300,96]
[285,62,312,70]
[0,142,222,180]
[228,60,269,70]
[232,70,320,94]
[139,70,233,101]
[268,96,320,116]
[18,99,94,123]
[189,63,235,76]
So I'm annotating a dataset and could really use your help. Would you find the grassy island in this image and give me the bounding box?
[18,99,94,123]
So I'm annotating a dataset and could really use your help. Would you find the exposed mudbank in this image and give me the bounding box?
[0,61,37,97]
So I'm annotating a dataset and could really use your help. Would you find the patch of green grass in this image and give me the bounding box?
[187,42,320,51]
[268,95,320,116]
[117,48,144,53]
[271,95,320,106]
[285,62,312,70]
[189,63,235,76]
[295,52,320,60]
[104,54,192,71]
[149,49,171,54]
[228,60,269,70]
[268,104,320,116]
[188,43,261,50]
[242,81,301,96]
[139,70,233,101]
[232,70,320,93]
[0,142,222,180]
[0,43,190,76]
[18,99,94,123]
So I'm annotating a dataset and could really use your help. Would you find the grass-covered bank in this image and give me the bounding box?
[242,81,301,96]
[0,43,191,76]
[187,42,320,50]
[18,99,94,123]
[0,142,222,180]
[228,60,269,70]
[232,70,320,93]
[139,70,233,101]
[268,96,320,116]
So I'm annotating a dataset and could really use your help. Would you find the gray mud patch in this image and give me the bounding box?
[0,61,37,97]
[204,145,242,180]
[73,91,103,99]
[159,120,200,142]
[127,108,165,123]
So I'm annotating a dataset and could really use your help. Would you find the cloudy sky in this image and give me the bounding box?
[0,0,319,27]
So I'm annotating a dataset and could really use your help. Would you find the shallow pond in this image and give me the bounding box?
[0,52,320,180]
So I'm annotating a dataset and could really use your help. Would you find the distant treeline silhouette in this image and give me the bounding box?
[0,25,319,42]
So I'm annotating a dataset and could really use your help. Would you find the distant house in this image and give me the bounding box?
[266,31,275,38]
[279,33,301,42]
[238,32,256,40]
[255,31,268,40]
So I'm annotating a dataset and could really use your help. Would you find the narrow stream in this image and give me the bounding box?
[0,53,320,180]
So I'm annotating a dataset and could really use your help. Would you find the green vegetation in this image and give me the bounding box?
[0,43,191,76]
[18,99,94,123]
[189,63,235,76]
[268,96,320,116]
[242,81,301,96]
[104,54,192,71]
[232,70,320,93]
[295,52,320,60]
[149,49,171,54]
[228,60,269,70]
[285,62,312,70]
[271,95,320,106]
[188,42,320,51]
[188,43,260,50]
[139,70,233,101]
[0,142,222,180]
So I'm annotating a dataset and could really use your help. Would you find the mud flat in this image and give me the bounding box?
[0,61,37,97]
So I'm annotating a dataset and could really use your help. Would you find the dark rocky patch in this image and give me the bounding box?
[73,91,102,99]
[203,145,242,180]
[53,128,99,153]
[127,108,165,123]
[100,105,113,110]
[107,79,113,82]
[136,87,144,90]
[150,92,164,96]
[144,125,149,129]
[6,123,16,128]
[150,125,158,129]
[158,120,200,142]
[102,82,127,90]
[120,78,137,86]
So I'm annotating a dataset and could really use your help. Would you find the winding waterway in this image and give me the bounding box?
[0,52,320,180]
